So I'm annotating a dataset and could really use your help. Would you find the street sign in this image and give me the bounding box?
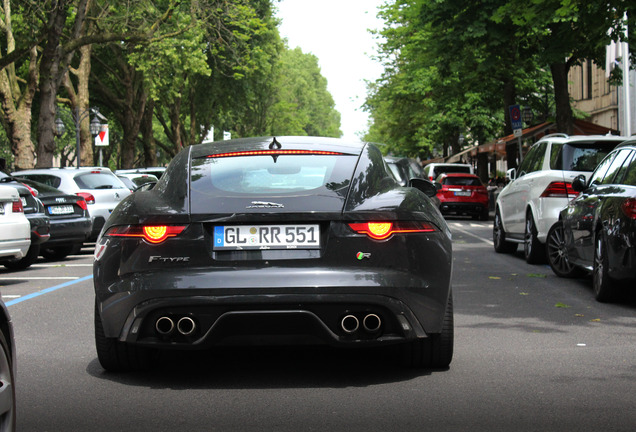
[94,125,109,147]
[509,105,523,132]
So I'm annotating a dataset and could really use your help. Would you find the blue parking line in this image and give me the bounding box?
[5,275,93,307]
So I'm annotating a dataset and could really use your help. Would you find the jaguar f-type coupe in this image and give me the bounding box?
[93,136,453,371]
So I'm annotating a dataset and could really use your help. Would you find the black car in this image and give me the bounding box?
[0,298,16,430]
[16,178,91,260]
[94,136,453,372]
[0,172,50,269]
[547,140,636,302]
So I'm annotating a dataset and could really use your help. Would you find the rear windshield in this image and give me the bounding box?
[549,142,617,172]
[435,165,471,175]
[190,154,357,197]
[443,176,482,186]
[74,172,126,189]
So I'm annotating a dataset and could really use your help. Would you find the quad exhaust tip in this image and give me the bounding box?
[341,315,359,333]
[363,314,382,332]
[155,316,175,335]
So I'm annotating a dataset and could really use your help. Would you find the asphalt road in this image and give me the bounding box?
[2,218,635,432]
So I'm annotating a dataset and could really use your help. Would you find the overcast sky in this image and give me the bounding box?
[274,0,386,140]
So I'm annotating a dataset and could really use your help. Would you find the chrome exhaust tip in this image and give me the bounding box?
[341,314,359,334]
[363,314,381,332]
[155,316,175,335]
[177,316,196,336]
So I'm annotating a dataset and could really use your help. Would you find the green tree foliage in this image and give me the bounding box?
[365,0,549,160]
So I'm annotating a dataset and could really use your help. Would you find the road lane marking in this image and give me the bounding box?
[450,224,494,246]
[0,277,79,280]
[5,275,93,307]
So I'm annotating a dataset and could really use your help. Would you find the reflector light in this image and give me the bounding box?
[76,198,88,210]
[105,225,187,243]
[348,221,436,240]
[76,192,95,205]
[12,200,24,213]
[207,149,345,158]
[540,182,578,199]
[621,198,636,220]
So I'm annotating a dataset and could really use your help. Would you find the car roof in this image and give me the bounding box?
[536,133,629,144]
[189,136,366,159]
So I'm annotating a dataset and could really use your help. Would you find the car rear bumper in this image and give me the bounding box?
[0,239,31,260]
[94,266,452,348]
[46,218,92,246]
[439,201,487,216]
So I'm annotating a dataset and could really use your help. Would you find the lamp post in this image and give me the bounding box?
[56,107,102,168]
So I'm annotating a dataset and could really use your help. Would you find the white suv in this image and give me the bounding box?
[493,134,627,263]
[12,167,131,241]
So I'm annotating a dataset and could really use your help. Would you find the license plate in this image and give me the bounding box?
[454,191,471,196]
[213,224,320,250]
[49,205,74,215]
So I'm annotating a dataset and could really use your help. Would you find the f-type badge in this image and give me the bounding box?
[246,201,284,209]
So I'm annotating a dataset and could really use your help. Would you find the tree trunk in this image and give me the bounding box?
[550,62,574,135]
[35,1,69,168]
[141,99,158,166]
[502,78,519,169]
[77,44,94,166]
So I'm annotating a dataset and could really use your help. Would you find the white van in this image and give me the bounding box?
[423,163,474,181]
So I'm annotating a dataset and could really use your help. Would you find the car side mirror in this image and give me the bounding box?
[506,168,516,181]
[571,174,587,192]
[409,178,437,198]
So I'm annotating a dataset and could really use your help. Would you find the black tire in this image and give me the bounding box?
[3,243,40,270]
[41,244,75,261]
[524,212,545,264]
[593,234,617,303]
[94,302,154,372]
[401,294,453,368]
[546,221,582,278]
[493,209,517,253]
[0,328,16,432]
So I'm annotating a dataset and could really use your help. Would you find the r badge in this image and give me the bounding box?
[356,252,371,260]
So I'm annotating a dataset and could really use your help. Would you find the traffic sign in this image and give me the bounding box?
[509,105,523,132]
[94,125,109,147]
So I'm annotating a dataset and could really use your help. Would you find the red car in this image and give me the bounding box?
[434,173,489,220]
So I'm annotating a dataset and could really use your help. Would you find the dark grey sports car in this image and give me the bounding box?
[94,136,453,371]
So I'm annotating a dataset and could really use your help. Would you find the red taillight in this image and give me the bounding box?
[621,198,636,220]
[76,192,95,205]
[76,198,88,210]
[21,183,38,197]
[348,221,436,240]
[540,182,578,199]
[105,225,187,243]
[12,200,24,213]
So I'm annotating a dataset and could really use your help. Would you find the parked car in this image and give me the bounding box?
[423,163,473,181]
[0,185,31,268]
[434,173,489,220]
[546,140,636,302]
[94,136,453,372]
[0,173,50,269]
[0,297,16,431]
[15,178,91,260]
[384,156,424,186]
[493,134,627,264]
[116,172,158,190]
[116,167,166,180]
[12,167,131,242]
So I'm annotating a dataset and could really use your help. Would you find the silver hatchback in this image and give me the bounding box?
[12,167,131,241]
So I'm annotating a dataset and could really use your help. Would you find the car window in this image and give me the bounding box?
[191,154,357,196]
[444,177,482,186]
[528,142,546,172]
[615,150,636,186]
[74,172,124,189]
[17,174,61,189]
[599,149,632,185]
[561,142,616,171]
[588,152,618,186]
[518,144,539,177]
